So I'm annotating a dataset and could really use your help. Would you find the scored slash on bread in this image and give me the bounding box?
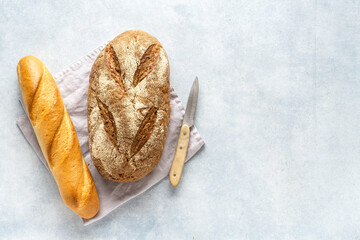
[87,30,170,182]
[105,44,125,90]
[132,44,161,87]
[130,106,158,157]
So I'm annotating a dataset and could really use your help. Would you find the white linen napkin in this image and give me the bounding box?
[16,43,205,225]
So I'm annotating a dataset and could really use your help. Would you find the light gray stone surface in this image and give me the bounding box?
[1,0,360,239]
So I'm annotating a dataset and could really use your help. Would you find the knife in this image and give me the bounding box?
[169,77,199,187]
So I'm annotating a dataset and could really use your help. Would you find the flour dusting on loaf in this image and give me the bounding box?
[87,30,170,182]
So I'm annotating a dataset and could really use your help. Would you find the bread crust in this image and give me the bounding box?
[17,56,99,219]
[88,30,170,182]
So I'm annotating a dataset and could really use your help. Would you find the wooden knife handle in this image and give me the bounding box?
[169,124,190,187]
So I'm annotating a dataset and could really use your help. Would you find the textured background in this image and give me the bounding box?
[1,0,360,239]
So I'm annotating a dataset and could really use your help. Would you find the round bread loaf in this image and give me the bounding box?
[87,30,170,182]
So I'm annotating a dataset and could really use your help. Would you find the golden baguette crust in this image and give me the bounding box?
[17,56,99,219]
[88,30,170,182]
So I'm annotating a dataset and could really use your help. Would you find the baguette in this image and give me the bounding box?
[17,56,99,219]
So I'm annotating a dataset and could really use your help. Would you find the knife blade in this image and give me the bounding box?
[183,77,199,127]
[169,77,199,187]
